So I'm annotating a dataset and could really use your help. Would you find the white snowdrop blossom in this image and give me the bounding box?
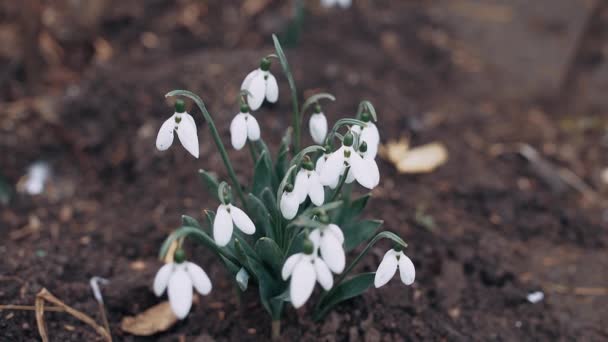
[319,133,380,189]
[213,203,256,246]
[309,224,345,273]
[321,0,352,8]
[294,166,325,206]
[279,188,300,219]
[374,249,415,288]
[241,58,278,111]
[230,106,261,150]
[309,112,328,145]
[315,152,340,189]
[351,121,380,159]
[156,100,200,158]
[153,260,211,319]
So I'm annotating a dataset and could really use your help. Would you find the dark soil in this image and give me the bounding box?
[1,0,607,341]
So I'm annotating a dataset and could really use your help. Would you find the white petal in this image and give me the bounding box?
[309,113,328,145]
[294,170,310,203]
[326,224,344,244]
[290,259,316,308]
[246,114,261,141]
[319,147,345,186]
[241,69,257,91]
[367,158,380,188]
[374,250,398,288]
[282,253,302,280]
[246,70,266,110]
[308,172,325,206]
[349,152,376,189]
[230,113,248,150]
[398,252,416,285]
[230,205,256,235]
[155,115,176,151]
[308,229,321,249]
[213,205,233,246]
[176,113,199,158]
[186,262,212,295]
[361,123,380,159]
[153,263,173,296]
[265,72,279,103]
[280,191,299,220]
[320,232,345,273]
[315,155,328,174]
[345,167,355,184]
[168,265,193,319]
[314,258,333,290]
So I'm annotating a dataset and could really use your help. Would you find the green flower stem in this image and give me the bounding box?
[329,167,350,202]
[165,90,246,207]
[159,226,241,267]
[272,34,301,153]
[326,118,366,145]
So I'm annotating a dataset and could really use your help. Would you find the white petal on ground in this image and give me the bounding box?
[229,205,256,234]
[294,170,310,203]
[213,205,233,246]
[308,172,325,206]
[319,147,345,186]
[230,113,248,150]
[349,151,376,189]
[280,191,300,219]
[397,252,416,285]
[156,115,176,151]
[153,263,174,296]
[265,72,279,103]
[168,265,193,319]
[290,259,316,308]
[309,113,328,145]
[374,250,399,288]
[246,70,266,110]
[176,113,199,158]
[326,224,344,244]
[282,253,303,280]
[320,232,345,273]
[246,114,261,141]
[186,262,212,295]
[314,258,334,290]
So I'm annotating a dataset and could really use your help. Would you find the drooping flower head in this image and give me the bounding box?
[156,99,200,158]
[309,104,328,145]
[212,185,256,246]
[351,110,380,159]
[280,183,299,220]
[293,156,325,206]
[374,248,415,288]
[241,58,279,111]
[153,249,212,319]
[230,103,261,150]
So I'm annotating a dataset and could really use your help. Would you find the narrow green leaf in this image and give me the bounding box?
[181,215,202,229]
[252,150,272,196]
[313,273,374,321]
[275,127,293,180]
[198,169,220,201]
[246,193,273,239]
[342,219,383,251]
[255,238,284,275]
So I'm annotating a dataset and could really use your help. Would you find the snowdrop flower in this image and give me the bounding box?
[315,150,339,189]
[156,99,200,158]
[281,237,334,308]
[374,249,415,288]
[153,249,211,319]
[230,104,261,150]
[319,131,380,189]
[321,0,352,8]
[293,159,324,206]
[351,111,380,159]
[279,184,299,219]
[309,106,328,145]
[241,58,278,111]
[309,223,345,273]
[213,203,256,246]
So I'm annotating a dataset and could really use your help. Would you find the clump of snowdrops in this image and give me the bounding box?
[151,35,415,339]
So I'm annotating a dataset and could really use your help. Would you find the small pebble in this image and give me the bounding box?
[526,291,544,303]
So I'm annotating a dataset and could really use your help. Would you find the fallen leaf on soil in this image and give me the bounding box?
[121,301,178,336]
[380,139,448,173]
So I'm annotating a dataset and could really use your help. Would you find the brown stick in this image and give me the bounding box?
[0,304,64,312]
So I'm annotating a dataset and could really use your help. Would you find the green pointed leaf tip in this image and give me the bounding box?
[198,169,220,201]
[181,215,202,228]
[314,273,375,321]
[246,193,273,239]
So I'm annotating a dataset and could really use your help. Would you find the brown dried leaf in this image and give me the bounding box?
[121,301,178,336]
[381,139,448,174]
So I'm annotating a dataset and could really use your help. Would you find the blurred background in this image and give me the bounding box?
[1,0,607,340]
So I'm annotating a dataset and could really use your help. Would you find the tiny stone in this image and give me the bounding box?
[364,327,381,342]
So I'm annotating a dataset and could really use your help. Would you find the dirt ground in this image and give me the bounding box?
[1,0,607,341]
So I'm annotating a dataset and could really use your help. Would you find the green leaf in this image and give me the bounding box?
[236,267,250,291]
[246,193,273,239]
[248,257,285,319]
[252,150,273,196]
[275,127,293,180]
[260,188,279,225]
[336,193,370,225]
[255,237,284,275]
[181,215,201,229]
[198,169,220,201]
[313,273,374,321]
[342,219,383,251]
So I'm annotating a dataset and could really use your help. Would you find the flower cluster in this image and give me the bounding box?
[150,35,414,338]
